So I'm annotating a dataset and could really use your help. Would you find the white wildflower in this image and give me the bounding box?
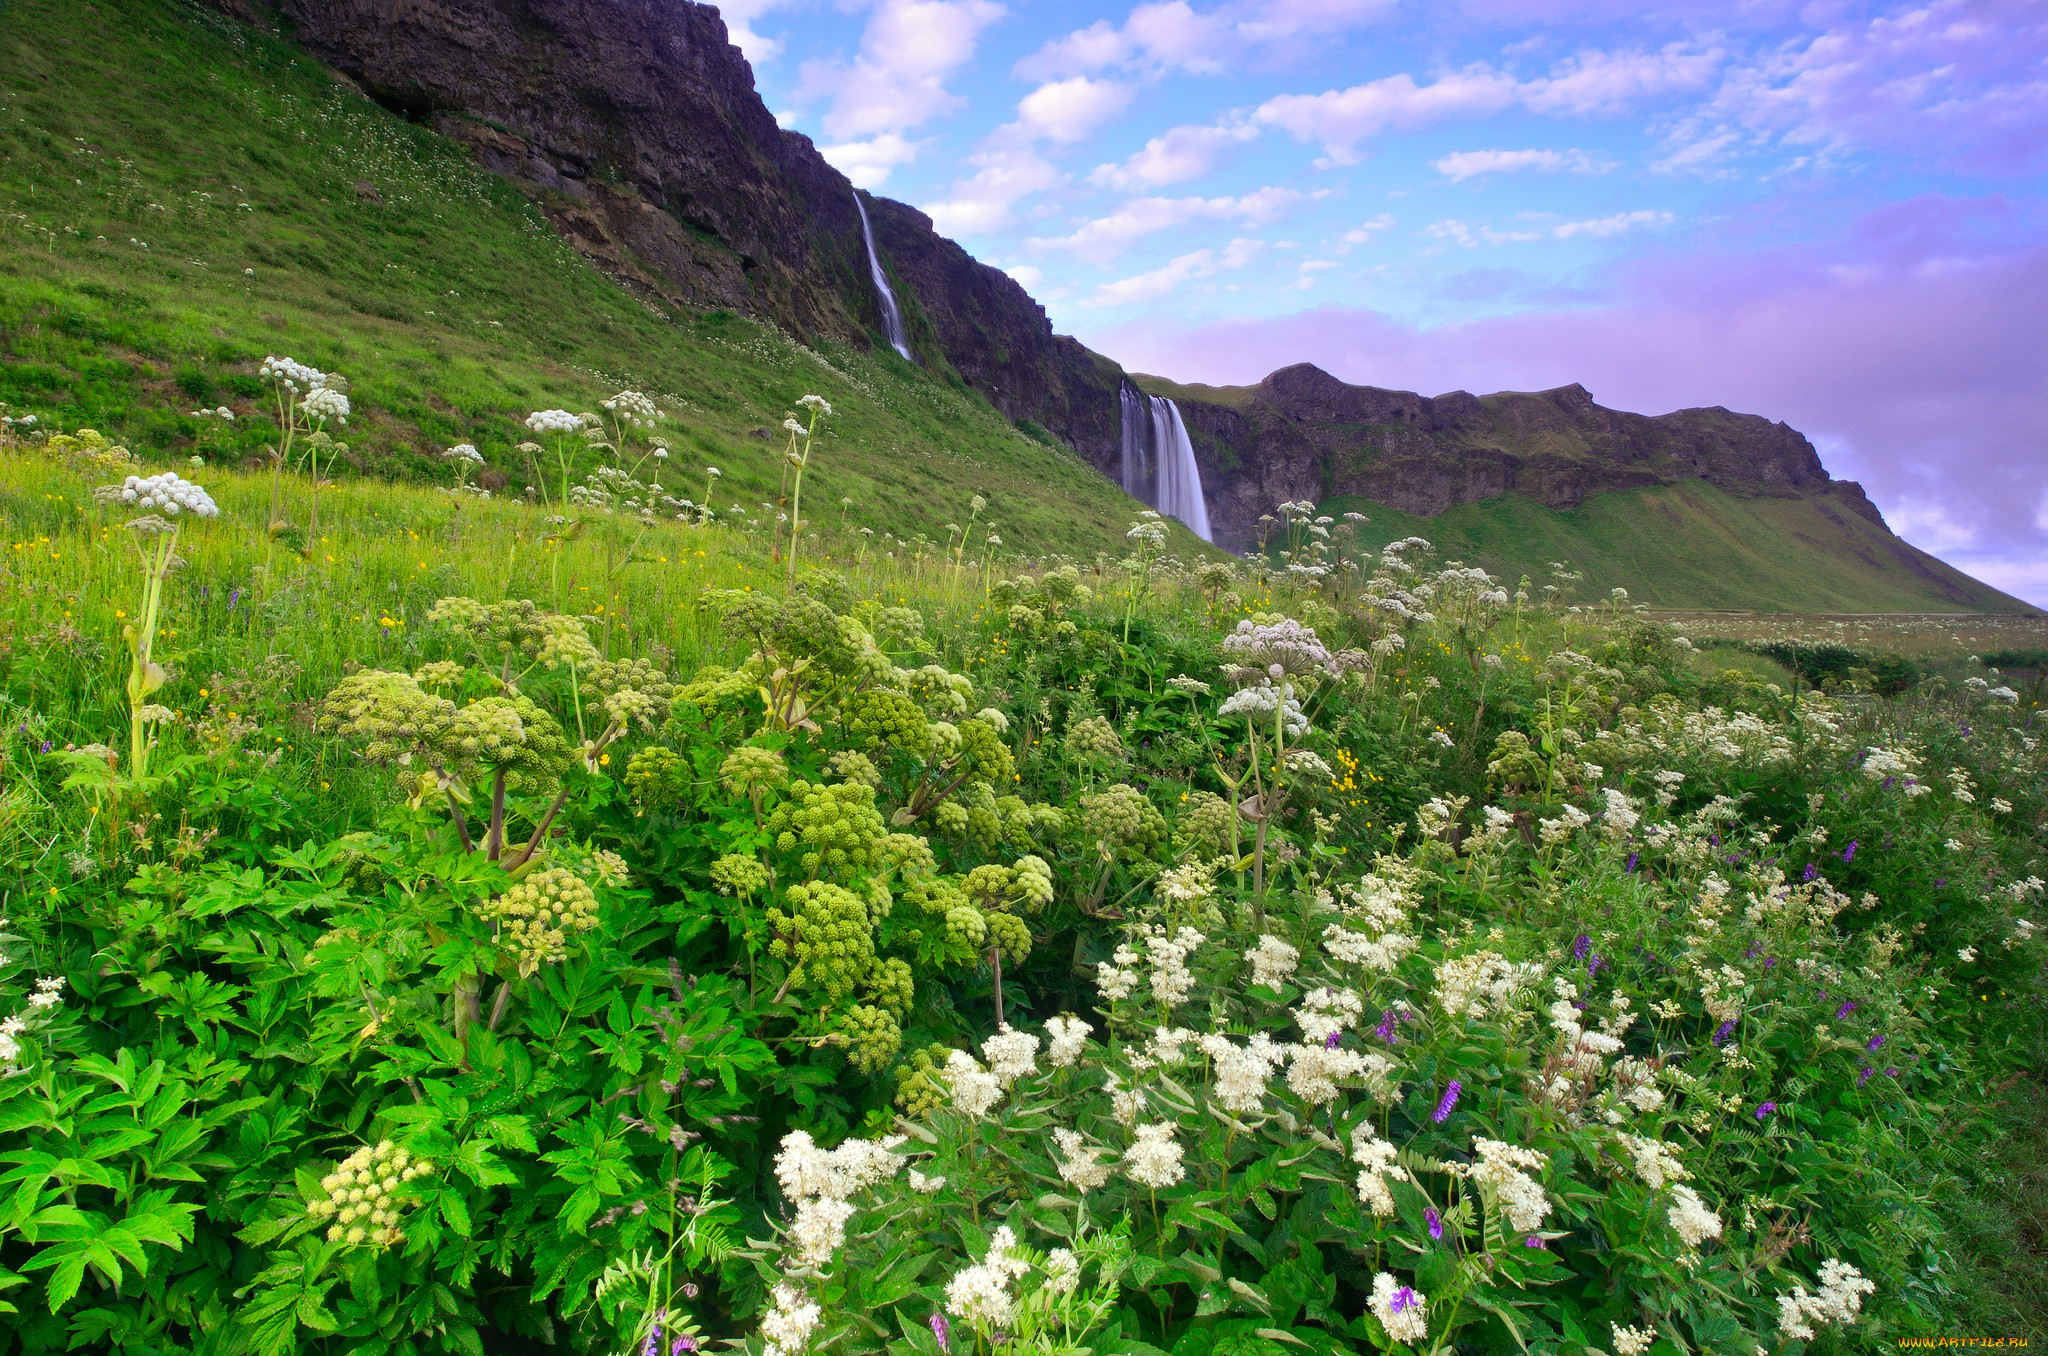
[1244,935,1300,989]
[1044,1014,1092,1067]
[1123,1122,1185,1189]
[1369,1273,1428,1344]
[981,1026,1039,1084]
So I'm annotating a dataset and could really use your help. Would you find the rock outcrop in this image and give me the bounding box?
[1146,363,1876,550]
[267,0,1124,455]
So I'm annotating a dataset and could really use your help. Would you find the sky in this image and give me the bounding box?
[716,0,2048,605]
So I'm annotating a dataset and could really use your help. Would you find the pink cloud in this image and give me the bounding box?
[1084,195,2048,604]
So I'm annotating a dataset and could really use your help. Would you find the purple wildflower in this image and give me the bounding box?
[930,1314,950,1349]
[1323,1031,1342,1050]
[1857,1067,1873,1087]
[675,1341,697,1356]
[1625,852,1638,873]
[1374,1009,1399,1043]
[1802,862,1817,882]
[1756,1102,1777,1121]
[1881,776,1896,791]
[228,587,240,608]
[38,740,51,754]
[1523,1236,1546,1249]
[1432,1081,1462,1124]
[1886,1067,1898,1078]
[1867,1035,1885,1051]
[1935,878,1946,890]
[1841,840,1858,864]
[1712,1020,1736,1046]
[1573,934,1591,961]
[1425,1206,1443,1240]
[1390,1285,1420,1313]
[644,1328,661,1356]
[1763,957,1777,969]
[1586,953,1606,978]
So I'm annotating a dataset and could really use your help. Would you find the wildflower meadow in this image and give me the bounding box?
[0,388,2042,1356]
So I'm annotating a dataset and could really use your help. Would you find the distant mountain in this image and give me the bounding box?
[131,1,2042,611]
[1136,364,2030,612]
[248,0,1128,466]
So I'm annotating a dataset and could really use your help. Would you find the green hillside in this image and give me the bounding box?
[1326,481,2036,613]
[0,0,1185,558]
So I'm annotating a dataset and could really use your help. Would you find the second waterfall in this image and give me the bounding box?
[853,191,912,361]
[1119,382,1213,542]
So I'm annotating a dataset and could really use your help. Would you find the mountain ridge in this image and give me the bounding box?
[45,0,2035,612]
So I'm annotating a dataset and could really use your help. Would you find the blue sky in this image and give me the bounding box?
[717,0,2048,603]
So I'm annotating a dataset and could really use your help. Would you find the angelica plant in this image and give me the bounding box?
[782,394,831,593]
[90,472,220,782]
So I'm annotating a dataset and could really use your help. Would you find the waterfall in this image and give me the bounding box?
[853,192,912,360]
[1118,382,1212,542]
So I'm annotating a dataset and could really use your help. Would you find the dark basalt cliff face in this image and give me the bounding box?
[231,0,1916,566]
[269,0,1123,455]
[1156,363,1885,550]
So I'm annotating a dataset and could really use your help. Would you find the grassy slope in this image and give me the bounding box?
[0,0,1193,560]
[1324,481,2034,613]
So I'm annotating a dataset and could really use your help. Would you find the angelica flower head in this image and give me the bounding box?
[96,472,220,519]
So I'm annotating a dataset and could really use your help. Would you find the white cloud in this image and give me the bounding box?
[1340,212,1396,249]
[1254,44,1720,166]
[923,144,1062,236]
[1522,44,1722,116]
[1551,209,1672,238]
[1004,264,1044,289]
[1089,120,1262,190]
[1432,147,1611,180]
[1424,212,1667,247]
[716,0,790,62]
[1028,187,1325,265]
[1083,236,1266,307]
[1016,0,1392,81]
[1256,70,1519,165]
[819,133,924,189]
[798,0,1006,139]
[1016,77,1135,142]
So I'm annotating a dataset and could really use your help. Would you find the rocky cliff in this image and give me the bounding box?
[1139,363,1889,551]
[263,0,1124,457]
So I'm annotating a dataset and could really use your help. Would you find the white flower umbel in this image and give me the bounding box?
[1611,1323,1654,1355]
[1052,1128,1115,1190]
[1095,943,1141,1002]
[1776,1259,1876,1342]
[1468,1138,1552,1233]
[1666,1184,1722,1249]
[982,1026,1040,1084]
[1351,1127,1408,1216]
[1200,1031,1288,1114]
[525,409,586,435]
[944,1225,1028,1329]
[302,385,350,424]
[761,1282,822,1356]
[1123,1122,1186,1189]
[1044,1014,1092,1067]
[789,1196,855,1267]
[98,472,220,518]
[1284,1041,1376,1106]
[942,1049,1004,1119]
[1295,987,1363,1043]
[1244,934,1301,989]
[1369,1272,1428,1345]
